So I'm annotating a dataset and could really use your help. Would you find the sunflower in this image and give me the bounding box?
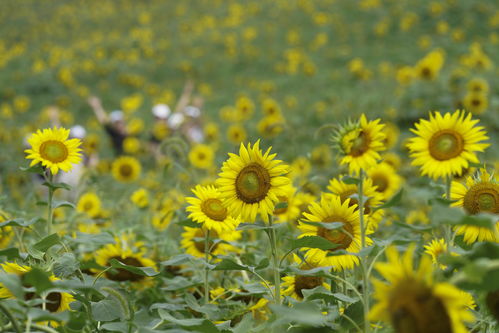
[94,236,156,286]
[327,176,385,231]
[310,144,332,168]
[186,185,240,233]
[123,136,141,154]
[369,245,475,333]
[406,110,489,180]
[281,256,330,300]
[111,156,141,183]
[227,124,247,145]
[424,238,457,270]
[180,227,241,259]
[24,127,82,175]
[450,169,499,244]
[288,157,311,180]
[0,211,14,248]
[332,114,386,175]
[217,141,290,223]
[257,115,285,139]
[0,262,74,314]
[273,185,301,224]
[76,192,102,218]
[151,209,174,232]
[366,162,403,200]
[414,49,445,80]
[130,188,149,208]
[382,152,402,170]
[188,144,215,170]
[467,78,489,94]
[383,122,400,149]
[463,91,488,115]
[298,195,368,271]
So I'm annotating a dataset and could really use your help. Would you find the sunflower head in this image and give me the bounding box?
[24,127,82,175]
[111,156,141,183]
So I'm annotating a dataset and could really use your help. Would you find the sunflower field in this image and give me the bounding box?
[1,0,499,332]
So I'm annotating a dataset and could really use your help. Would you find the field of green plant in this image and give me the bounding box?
[0,0,498,332]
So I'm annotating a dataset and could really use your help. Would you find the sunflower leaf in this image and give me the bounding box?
[374,189,403,210]
[0,217,43,228]
[108,258,159,277]
[299,221,344,230]
[0,247,22,260]
[161,254,196,266]
[23,267,53,294]
[452,213,496,229]
[33,233,60,252]
[20,164,45,174]
[51,200,76,209]
[42,181,72,191]
[177,219,200,228]
[342,176,360,185]
[290,236,340,251]
[274,202,288,210]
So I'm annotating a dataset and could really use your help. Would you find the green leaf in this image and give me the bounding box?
[42,181,72,191]
[67,232,115,246]
[237,221,284,230]
[453,213,496,229]
[332,292,357,303]
[161,254,195,266]
[274,201,288,210]
[20,164,45,174]
[52,200,76,209]
[299,221,344,230]
[270,302,329,327]
[0,247,22,260]
[342,176,360,185]
[290,236,339,251]
[158,310,219,332]
[392,221,433,232]
[0,271,23,299]
[374,189,403,210]
[23,268,53,294]
[108,258,159,277]
[91,299,123,321]
[212,259,247,271]
[0,217,43,228]
[177,219,200,228]
[33,233,60,252]
[53,253,79,278]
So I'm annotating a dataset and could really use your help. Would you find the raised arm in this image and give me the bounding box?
[87,96,108,124]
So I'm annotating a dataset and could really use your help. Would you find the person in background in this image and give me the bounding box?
[181,95,205,143]
[58,125,88,199]
[88,96,128,155]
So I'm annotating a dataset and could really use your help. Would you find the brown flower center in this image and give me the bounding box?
[463,182,499,215]
[371,173,389,193]
[201,198,228,221]
[349,130,370,157]
[119,164,133,177]
[39,140,68,163]
[317,216,353,251]
[294,276,324,299]
[428,130,464,161]
[340,189,371,214]
[235,163,271,203]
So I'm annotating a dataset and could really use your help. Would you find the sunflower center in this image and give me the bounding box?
[194,230,218,254]
[273,196,288,215]
[371,174,389,193]
[119,164,133,177]
[420,66,432,79]
[349,130,370,157]
[83,201,94,212]
[294,276,323,299]
[201,198,227,221]
[39,140,68,163]
[235,163,271,203]
[471,98,481,107]
[428,130,464,161]
[317,216,353,251]
[463,182,499,215]
[340,190,371,214]
[106,256,145,282]
[389,279,452,333]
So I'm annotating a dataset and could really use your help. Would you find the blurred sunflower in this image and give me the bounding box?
[0,262,74,314]
[327,176,385,231]
[186,185,240,233]
[407,111,489,180]
[227,124,247,145]
[151,209,174,232]
[332,114,386,175]
[273,185,301,223]
[130,188,149,208]
[366,162,403,200]
[24,127,82,175]
[424,238,457,270]
[370,245,475,333]
[123,137,141,154]
[188,144,214,170]
[0,211,14,248]
[298,195,368,271]
[217,141,290,223]
[450,169,499,244]
[180,227,241,259]
[463,92,488,115]
[112,156,141,183]
[76,192,102,218]
[281,256,330,300]
[257,115,285,139]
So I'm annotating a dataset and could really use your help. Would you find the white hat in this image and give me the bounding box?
[70,125,87,139]
[184,106,201,118]
[168,113,185,130]
[152,104,171,119]
[109,110,124,122]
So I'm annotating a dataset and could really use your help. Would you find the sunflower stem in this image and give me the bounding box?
[0,302,21,333]
[268,216,281,305]
[46,172,55,236]
[204,229,210,305]
[444,175,453,246]
[358,169,370,333]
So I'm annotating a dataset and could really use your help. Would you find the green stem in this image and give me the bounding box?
[444,175,453,246]
[46,173,54,236]
[204,229,210,305]
[268,216,281,305]
[358,169,370,333]
[0,303,21,333]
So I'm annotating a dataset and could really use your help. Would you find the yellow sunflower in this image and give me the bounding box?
[450,169,499,244]
[76,192,102,218]
[332,114,386,175]
[188,144,215,170]
[180,227,241,259]
[186,185,240,233]
[226,124,247,145]
[94,236,156,287]
[407,110,489,180]
[0,211,14,248]
[370,245,475,333]
[273,185,301,224]
[366,162,403,200]
[424,238,458,270]
[24,127,82,174]
[0,262,74,314]
[298,195,369,271]
[151,209,174,232]
[463,91,488,115]
[281,274,330,301]
[130,188,149,208]
[217,140,290,223]
[111,156,141,183]
[327,176,385,232]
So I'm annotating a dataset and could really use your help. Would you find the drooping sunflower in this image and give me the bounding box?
[217,140,290,223]
[298,195,369,271]
[94,237,156,287]
[180,227,241,259]
[24,127,82,175]
[327,176,385,232]
[369,245,475,333]
[450,169,499,244]
[186,185,240,233]
[366,162,403,201]
[0,262,74,314]
[332,114,386,175]
[76,192,102,218]
[111,156,141,183]
[406,110,489,180]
